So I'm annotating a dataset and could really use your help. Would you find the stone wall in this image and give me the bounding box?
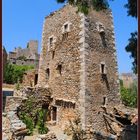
[38,4,81,129]
[15,40,38,59]
[83,9,120,132]
[22,69,38,87]
[38,3,120,134]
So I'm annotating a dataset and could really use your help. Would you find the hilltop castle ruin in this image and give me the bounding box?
[8,40,40,68]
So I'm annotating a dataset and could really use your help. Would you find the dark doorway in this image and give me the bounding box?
[34,74,38,85]
[42,104,51,122]
[52,107,57,121]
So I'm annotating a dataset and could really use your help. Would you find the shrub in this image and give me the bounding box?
[20,112,34,135]
[37,109,49,134]
[120,80,137,108]
[18,98,49,135]
[4,63,34,84]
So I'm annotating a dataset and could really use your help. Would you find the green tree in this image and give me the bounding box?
[124,0,137,18]
[4,63,34,84]
[125,0,137,73]
[125,32,137,73]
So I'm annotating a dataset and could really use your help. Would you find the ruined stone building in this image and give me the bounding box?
[120,73,137,89]
[38,4,120,135]
[8,40,40,68]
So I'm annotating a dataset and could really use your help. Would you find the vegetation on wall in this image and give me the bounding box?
[120,80,137,108]
[17,55,27,61]
[3,63,34,84]
[18,96,49,135]
[56,0,112,14]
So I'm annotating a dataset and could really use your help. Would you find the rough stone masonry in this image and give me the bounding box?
[38,3,120,135]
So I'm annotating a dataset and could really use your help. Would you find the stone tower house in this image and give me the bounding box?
[38,4,120,133]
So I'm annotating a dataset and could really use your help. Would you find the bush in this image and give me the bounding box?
[37,109,49,134]
[4,63,34,84]
[18,97,49,135]
[20,112,34,135]
[120,80,137,108]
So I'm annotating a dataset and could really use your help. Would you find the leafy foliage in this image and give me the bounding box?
[120,80,137,108]
[125,32,137,73]
[18,97,49,135]
[36,109,49,134]
[125,0,137,73]
[56,0,112,14]
[124,0,137,18]
[3,63,34,84]
[20,113,34,134]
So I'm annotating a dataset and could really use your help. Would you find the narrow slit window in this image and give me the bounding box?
[57,64,62,75]
[64,24,68,32]
[49,37,53,46]
[62,23,69,41]
[103,97,107,106]
[52,51,55,59]
[100,32,107,47]
[101,64,105,74]
[46,68,50,79]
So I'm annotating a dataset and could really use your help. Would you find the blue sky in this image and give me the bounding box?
[2,0,137,74]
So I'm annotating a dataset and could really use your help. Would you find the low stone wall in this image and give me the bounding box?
[3,96,27,140]
[5,96,24,112]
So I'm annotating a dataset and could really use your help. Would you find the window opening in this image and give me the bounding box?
[46,68,50,79]
[64,24,68,32]
[52,107,57,121]
[34,74,38,85]
[52,51,55,59]
[57,64,62,75]
[49,37,53,46]
[100,32,107,47]
[42,104,51,122]
[101,64,105,74]
[103,97,107,106]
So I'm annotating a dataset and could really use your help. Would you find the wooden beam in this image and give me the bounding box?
[103,113,124,127]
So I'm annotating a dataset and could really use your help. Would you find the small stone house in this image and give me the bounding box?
[38,4,120,134]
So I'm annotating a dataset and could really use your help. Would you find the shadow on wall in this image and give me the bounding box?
[102,74,110,90]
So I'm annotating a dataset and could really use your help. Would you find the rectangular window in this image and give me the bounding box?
[46,68,50,79]
[101,64,105,74]
[100,32,107,47]
[62,23,70,41]
[52,107,57,121]
[49,37,53,46]
[64,24,68,32]
[100,63,106,74]
[103,97,107,106]
[56,64,62,75]
[52,51,55,59]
